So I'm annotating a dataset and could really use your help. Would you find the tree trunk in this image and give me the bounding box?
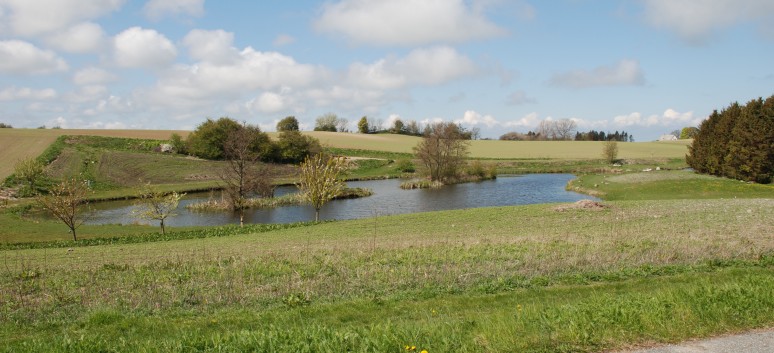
[315,209,320,222]
[71,227,77,241]
[160,219,165,235]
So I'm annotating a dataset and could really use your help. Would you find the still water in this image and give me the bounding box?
[87,174,596,227]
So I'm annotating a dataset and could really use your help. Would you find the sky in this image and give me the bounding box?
[0,0,773,141]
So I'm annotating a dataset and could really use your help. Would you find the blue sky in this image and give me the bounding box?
[1,0,773,141]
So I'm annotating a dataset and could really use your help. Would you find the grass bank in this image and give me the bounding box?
[2,198,773,351]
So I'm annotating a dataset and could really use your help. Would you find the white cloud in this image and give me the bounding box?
[348,46,478,89]
[44,22,106,53]
[182,29,239,65]
[314,0,506,46]
[642,0,774,43]
[550,59,645,89]
[273,34,295,46]
[0,40,68,74]
[0,0,124,37]
[143,0,204,20]
[455,110,499,128]
[0,86,57,101]
[113,27,177,69]
[142,47,323,112]
[506,90,536,105]
[502,112,541,128]
[248,92,287,113]
[613,109,700,127]
[73,67,118,86]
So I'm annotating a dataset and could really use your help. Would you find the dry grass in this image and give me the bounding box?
[3,198,771,312]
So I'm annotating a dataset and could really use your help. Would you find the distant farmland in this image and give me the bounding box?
[1,128,690,179]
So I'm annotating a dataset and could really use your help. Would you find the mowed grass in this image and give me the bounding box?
[2,198,774,351]
[571,170,774,200]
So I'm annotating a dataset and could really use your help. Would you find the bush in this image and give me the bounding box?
[395,159,415,173]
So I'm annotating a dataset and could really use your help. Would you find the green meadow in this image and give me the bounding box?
[1,129,773,352]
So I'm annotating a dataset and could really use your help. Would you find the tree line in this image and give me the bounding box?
[687,94,774,184]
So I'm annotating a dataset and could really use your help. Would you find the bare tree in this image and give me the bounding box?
[336,118,350,132]
[298,154,346,222]
[132,182,183,234]
[220,125,273,226]
[414,122,470,182]
[554,119,577,140]
[36,177,90,241]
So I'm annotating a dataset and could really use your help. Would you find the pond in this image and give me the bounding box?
[86,174,596,227]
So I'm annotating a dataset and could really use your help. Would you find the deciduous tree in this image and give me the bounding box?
[132,182,183,234]
[414,122,470,182]
[36,177,90,241]
[357,116,369,134]
[603,140,619,163]
[276,116,300,132]
[298,154,346,222]
[220,126,273,226]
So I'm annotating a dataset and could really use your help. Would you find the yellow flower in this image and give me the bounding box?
[517,304,523,312]
[421,350,428,353]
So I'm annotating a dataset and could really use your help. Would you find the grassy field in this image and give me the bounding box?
[1,129,690,179]
[2,128,773,351]
[0,129,188,179]
[2,197,773,351]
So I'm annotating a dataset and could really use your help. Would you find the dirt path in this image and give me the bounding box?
[613,329,774,353]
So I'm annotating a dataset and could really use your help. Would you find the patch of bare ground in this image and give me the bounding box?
[554,199,608,211]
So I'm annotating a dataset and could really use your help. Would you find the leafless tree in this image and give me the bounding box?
[36,177,90,241]
[220,125,273,226]
[554,119,578,140]
[414,122,470,182]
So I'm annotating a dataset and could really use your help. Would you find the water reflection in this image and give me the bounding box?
[86,174,596,227]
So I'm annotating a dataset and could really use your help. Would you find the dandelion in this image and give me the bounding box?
[421,350,428,353]
[517,304,523,312]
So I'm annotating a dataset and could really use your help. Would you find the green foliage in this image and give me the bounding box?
[0,122,12,128]
[391,119,405,134]
[396,159,416,173]
[680,126,699,139]
[298,154,346,221]
[275,130,322,164]
[357,116,369,133]
[186,117,243,160]
[603,140,619,163]
[688,95,774,183]
[276,116,300,132]
[169,133,187,154]
[13,157,45,196]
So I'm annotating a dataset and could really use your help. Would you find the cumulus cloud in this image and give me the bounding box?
[142,47,323,112]
[143,0,204,20]
[506,90,536,105]
[0,40,68,74]
[0,86,57,101]
[455,110,499,128]
[642,0,774,43]
[613,109,700,127]
[314,0,506,46]
[0,0,124,37]
[44,22,106,53]
[248,92,287,114]
[113,27,177,69]
[72,67,117,85]
[550,59,645,89]
[182,29,239,64]
[347,46,478,89]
